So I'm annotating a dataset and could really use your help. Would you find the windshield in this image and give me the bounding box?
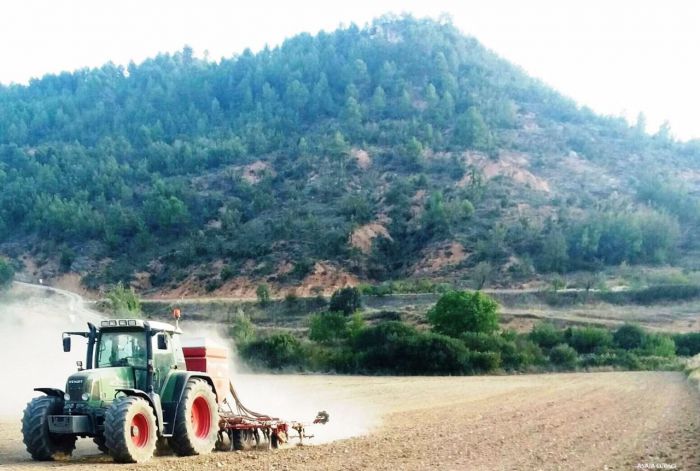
[96,331,148,368]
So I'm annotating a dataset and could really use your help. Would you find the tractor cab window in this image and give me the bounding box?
[97,331,148,368]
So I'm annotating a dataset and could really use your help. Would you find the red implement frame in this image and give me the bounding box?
[215,380,328,450]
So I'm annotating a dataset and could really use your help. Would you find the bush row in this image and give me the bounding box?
[239,319,685,375]
[236,289,688,375]
[538,284,700,307]
[358,279,453,296]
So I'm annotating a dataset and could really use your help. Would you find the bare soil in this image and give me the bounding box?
[349,222,391,254]
[2,371,699,470]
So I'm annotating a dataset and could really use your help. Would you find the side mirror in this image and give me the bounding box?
[157,333,168,350]
[62,336,71,353]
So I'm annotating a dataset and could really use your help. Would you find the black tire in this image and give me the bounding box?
[231,430,244,451]
[93,435,108,454]
[104,396,157,463]
[169,378,218,456]
[155,436,170,456]
[22,396,76,461]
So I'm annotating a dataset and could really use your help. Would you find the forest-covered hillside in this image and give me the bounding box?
[1,15,700,294]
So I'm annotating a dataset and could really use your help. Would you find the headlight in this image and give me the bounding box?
[81,392,90,401]
[64,393,70,401]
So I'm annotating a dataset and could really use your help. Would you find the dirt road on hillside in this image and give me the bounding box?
[1,372,699,470]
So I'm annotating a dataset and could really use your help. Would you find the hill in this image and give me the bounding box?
[1,15,700,295]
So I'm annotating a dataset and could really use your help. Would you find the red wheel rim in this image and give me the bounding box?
[191,397,211,439]
[130,413,149,448]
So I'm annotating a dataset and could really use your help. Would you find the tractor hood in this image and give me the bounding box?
[65,367,135,403]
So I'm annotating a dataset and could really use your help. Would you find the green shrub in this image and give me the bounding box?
[230,312,255,346]
[291,259,314,280]
[303,343,358,372]
[347,312,365,339]
[461,331,541,371]
[509,338,546,369]
[393,279,452,294]
[613,324,646,350]
[205,278,223,292]
[107,282,141,317]
[604,350,681,371]
[641,333,676,357]
[242,332,304,369]
[329,287,362,315]
[633,355,682,371]
[501,329,518,342]
[673,332,700,356]
[465,350,501,373]
[578,352,619,368]
[256,284,271,306]
[428,290,499,337]
[309,311,349,344]
[399,333,470,374]
[567,326,613,354]
[354,321,418,350]
[529,322,564,350]
[318,346,358,373]
[353,322,469,374]
[616,350,642,370]
[59,248,76,273]
[220,265,235,281]
[358,283,393,296]
[353,322,416,372]
[549,344,578,369]
[461,331,503,352]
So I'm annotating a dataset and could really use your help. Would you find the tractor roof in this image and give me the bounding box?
[99,319,182,334]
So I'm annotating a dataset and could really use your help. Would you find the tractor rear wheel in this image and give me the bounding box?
[104,396,157,463]
[22,396,76,461]
[169,378,218,456]
[93,435,108,453]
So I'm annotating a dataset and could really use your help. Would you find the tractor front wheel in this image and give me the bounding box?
[169,378,218,456]
[104,396,157,463]
[22,396,76,461]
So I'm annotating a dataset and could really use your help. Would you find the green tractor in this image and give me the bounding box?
[22,319,220,463]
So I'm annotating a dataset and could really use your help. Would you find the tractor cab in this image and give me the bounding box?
[61,319,186,397]
[93,320,186,393]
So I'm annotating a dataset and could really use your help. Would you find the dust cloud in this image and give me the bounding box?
[181,323,378,444]
[0,283,102,419]
[231,373,379,444]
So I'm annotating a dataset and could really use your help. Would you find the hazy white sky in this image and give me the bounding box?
[1,0,698,140]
